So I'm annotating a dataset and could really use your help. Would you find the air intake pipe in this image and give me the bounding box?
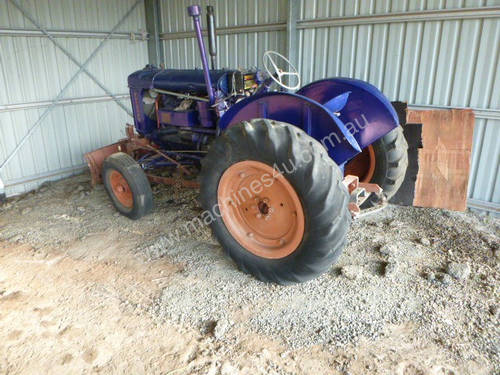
[206,5,217,70]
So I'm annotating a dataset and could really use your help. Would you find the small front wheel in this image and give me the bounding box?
[102,152,153,220]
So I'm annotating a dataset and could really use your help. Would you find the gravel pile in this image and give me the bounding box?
[0,174,200,248]
[2,174,498,369]
[147,204,499,364]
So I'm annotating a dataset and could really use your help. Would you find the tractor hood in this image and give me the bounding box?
[128,66,235,95]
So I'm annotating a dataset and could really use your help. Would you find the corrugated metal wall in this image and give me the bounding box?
[295,0,500,212]
[0,0,148,196]
[159,0,499,212]
[159,0,287,69]
[2,0,498,212]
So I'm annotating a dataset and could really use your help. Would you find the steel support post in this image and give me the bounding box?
[144,0,164,66]
[287,0,300,71]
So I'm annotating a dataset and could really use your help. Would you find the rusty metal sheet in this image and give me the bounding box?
[84,140,128,186]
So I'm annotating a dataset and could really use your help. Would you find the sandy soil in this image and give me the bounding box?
[0,173,498,374]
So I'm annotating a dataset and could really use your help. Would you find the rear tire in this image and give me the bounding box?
[344,126,408,208]
[103,152,153,220]
[200,119,351,285]
[364,126,408,207]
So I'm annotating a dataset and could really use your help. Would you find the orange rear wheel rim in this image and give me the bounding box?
[344,145,376,182]
[109,170,133,208]
[217,161,305,259]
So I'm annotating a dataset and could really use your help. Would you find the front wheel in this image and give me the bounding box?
[103,152,153,220]
[200,119,351,284]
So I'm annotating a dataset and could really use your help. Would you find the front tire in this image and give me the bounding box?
[103,152,153,220]
[200,119,351,284]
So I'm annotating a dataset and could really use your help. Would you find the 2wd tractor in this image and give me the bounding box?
[85,4,408,284]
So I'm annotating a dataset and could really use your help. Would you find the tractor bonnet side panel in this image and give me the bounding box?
[128,68,158,135]
[218,92,361,165]
[296,78,399,150]
[129,88,156,135]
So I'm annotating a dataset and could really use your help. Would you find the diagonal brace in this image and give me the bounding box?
[0,0,142,173]
[9,0,139,117]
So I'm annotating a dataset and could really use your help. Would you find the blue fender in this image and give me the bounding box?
[218,92,361,165]
[296,78,399,151]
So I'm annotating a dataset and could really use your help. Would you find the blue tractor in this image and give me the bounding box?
[86,4,408,284]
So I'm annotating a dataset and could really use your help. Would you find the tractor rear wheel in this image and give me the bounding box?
[344,126,408,208]
[103,152,153,220]
[200,119,351,284]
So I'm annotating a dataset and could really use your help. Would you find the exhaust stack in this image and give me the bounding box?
[187,5,215,104]
[206,5,217,70]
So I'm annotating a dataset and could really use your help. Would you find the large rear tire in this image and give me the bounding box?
[103,152,153,220]
[345,126,408,208]
[200,119,351,284]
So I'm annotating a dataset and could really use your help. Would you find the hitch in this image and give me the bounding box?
[343,175,387,218]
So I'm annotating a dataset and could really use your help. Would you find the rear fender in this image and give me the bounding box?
[218,92,361,165]
[297,78,399,150]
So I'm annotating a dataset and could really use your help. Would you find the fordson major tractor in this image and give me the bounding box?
[85,5,408,284]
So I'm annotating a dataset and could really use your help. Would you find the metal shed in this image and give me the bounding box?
[0,0,499,214]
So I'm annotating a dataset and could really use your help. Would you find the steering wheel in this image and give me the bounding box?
[263,50,301,91]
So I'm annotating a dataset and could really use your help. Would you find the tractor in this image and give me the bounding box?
[85,4,408,284]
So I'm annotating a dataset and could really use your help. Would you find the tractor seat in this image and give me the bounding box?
[151,69,234,96]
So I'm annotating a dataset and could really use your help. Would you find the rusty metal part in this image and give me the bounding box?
[86,124,226,192]
[342,175,359,194]
[343,174,386,218]
[348,202,361,216]
[126,123,135,138]
[155,97,161,129]
[124,123,192,176]
[217,160,305,259]
[359,181,383,194]
[135,143,192,176]
[344,145,376,182]
[108,169,133,208]
[86,124,195,187]
[84,140,129,186]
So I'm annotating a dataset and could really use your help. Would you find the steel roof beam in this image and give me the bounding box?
[0,27,148,39]
[0,94,130,113]
[297,6,500,28]
[160,22,287,41]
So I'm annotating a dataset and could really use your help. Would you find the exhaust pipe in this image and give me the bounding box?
[206,5,217,70]
[187,5,215,104]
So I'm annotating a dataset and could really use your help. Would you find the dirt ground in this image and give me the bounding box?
[0,173,498,375]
